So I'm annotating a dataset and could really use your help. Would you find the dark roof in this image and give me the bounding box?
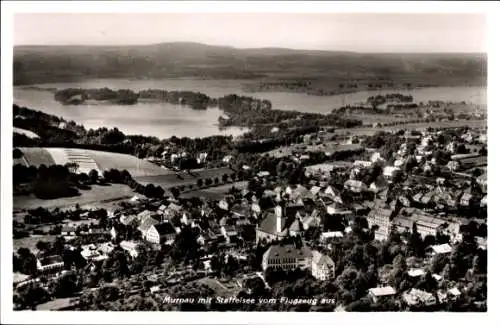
[139,216,160,232]
[263,244,312,261]
[368,207,393,219]
[61,226,76,232]
[38,255,64,266]
[258,212,282,235]
[258,209,297,235]
[459,156,487,168]
[152,222,176,236]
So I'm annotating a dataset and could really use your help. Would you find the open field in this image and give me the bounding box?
[16,147,170,178]
[180,181,248,200]
[14,234,58,253]
[344,113,417,125]
[19,147,56,166]
[36,297,77,311]
[13,184,135,211]
[335,119,487,137]
[136,167,236,189]
[194,277,240,297]
[14,127,40,139]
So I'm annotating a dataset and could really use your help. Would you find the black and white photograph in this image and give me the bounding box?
[1,1,497,324]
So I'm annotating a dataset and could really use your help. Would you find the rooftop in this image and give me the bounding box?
[368,286,396,297]
[263,244,312,261]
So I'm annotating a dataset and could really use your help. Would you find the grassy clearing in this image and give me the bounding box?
[194,277,240,297]
[136,167,235,189]
[344,113,413,125]
[19,147,55,166]
[180,181,248,200]
[14,127,40,139]
[88,149,170,177]
[13,183,135,211]
[335,119,486,137]
[36,297,76,310]
[14,234,58,254]
[16,147,170,178]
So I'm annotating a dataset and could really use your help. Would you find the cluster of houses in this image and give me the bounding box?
[15,123,487,311]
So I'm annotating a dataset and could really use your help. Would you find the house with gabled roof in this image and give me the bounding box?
[37,255,65,273]
[344,179,367,193]
[368,286,396,303]
[311,251,335,281]
[145,222,177,245]
[402,288,437,307]
[138,215,160,237]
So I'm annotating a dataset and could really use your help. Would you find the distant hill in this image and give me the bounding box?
[14,42,487,87]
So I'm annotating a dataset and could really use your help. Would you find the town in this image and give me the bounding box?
[12,116,487,312]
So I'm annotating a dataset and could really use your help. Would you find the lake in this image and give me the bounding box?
[14,78,486,139]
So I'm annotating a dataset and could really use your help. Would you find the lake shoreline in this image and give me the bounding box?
[13,79,486,139]
[17,79,486,100]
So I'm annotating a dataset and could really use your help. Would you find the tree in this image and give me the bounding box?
[36,240,49,252]
[15,283,50,310]
[170,187,180,198]
[197,179,203,187]
[406,222,425,258]
[13,148,24,159]
[222,174,229,183]
[48,272,80,298]
[89,169,99,183]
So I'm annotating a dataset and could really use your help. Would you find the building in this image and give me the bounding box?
[37,255,64,273]
[368,286,396,303]
[407,268,425,278]
[61,226,77,236]
[367,207,394,241]
[311,251,335,281]
[477,172,487,193]
[262,244,312,271]
[320,231,344,242]
[138,215,160,238]
[393,212,448,238]
[427,243,453,256]
[120,241,140,258]
[344,180,367,193]
[402,288,437,307]
[262,244,335,281]
[383,166,401,181]
[256,205,301,243]
[145,223,177,245]
[80,246,108,262]
[257,171,271,178]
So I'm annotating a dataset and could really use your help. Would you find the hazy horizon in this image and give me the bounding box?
[14,13,486,53]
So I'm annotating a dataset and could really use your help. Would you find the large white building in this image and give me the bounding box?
[145,222,176,245]
[262,244,335,281]
[367,207,393,241]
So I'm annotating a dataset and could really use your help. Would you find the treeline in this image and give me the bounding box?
[55,88,139,105]
[138,89,217,110]
[242,79,423,97]
[103,168,165,199]
[220,105,362,129]
[13,162,165,200]
[367,93,414,106]
[13,164,81,199]
[236,126,320,153]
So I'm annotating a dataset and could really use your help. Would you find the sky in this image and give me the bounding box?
[14,13,487,52]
